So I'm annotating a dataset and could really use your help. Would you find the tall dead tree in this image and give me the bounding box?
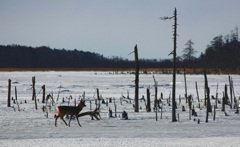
[134,44,139,112]
[7,79,11,107]
[161,8,178,122]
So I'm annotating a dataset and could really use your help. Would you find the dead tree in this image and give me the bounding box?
[222,92,225,112]
[204,70,208,106]
[153,75,158,121]
[224,84,230,108]
[146,88,151,112]
[205,87,210,123]
[56,85,61,101]
[7,79,11,107]
[184,68,187,103]
[32,77,37,110]
[15,86,20,111]
[229,76,233,109]
[32,76,35,101]
[134,45,139,112]
[161,8,177,122]
[195,82,200,102]
[15,86,17,101]
[42,85,45,103]
[215,83,218,108]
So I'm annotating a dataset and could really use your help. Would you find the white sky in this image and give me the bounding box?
[0,0,239,60]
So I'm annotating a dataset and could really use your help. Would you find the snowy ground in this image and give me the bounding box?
[0,71,240,146]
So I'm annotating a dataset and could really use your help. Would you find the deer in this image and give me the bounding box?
[55,101,86,127]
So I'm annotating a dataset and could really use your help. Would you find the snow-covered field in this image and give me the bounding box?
[1,71,240,146]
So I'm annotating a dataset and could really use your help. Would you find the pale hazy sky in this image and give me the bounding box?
[0,0,239,60]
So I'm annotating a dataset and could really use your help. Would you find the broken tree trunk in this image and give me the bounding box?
[215,83,218,108]
[229,76,233,109]
[97,88,100,100]
[195,82,200,102]
[153,75,158,121]
[42,85,45,103]
[206,87,210,123]
[32,76,35,101]
[222,92,225,112]
[184,68,187,103]
[32,77,37,109]
[146,88,151,112]
[225,84,231,108]
[15,86,17,101]
[204,69,209,106]
[7,79,11,107]
[134,44,139,112]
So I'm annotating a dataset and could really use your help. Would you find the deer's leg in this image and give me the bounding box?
[93,114,100,120]
[75,115,82,127]
[55,115,60,127]
[98,113,102,120]
[61,116,68,126]
[68,115,73,127]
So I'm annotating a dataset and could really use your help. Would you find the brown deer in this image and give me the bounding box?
[55,101,86,127]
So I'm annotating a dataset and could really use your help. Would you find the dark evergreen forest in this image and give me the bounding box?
[0,29,239,71]
[0,44,172,69]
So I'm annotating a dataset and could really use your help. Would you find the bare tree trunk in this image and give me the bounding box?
[171,8,177,122]
[7,79,11,107]
[213,105,216,121]
[184,68,187,103]
[206,87,210,123]
[32,77,35,101]
[222,92,225,112]
[114,104,117,117]
[42,85,45,103]
[204,70,208,106]
[32,77,37,109]
[97,88,100,100]
[215,83,218,108]
[134,45,139,112]
[15,86,20,111]
[146,88,151,112]
[229,76,233,109]
[195,82,200,102]
[15,86,17,101]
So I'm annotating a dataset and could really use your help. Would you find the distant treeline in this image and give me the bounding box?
[0,45,172,69]
[0,29,239,72]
